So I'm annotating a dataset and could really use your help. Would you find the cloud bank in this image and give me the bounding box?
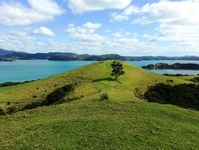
[0,0,199,56]
[111,0,199,54]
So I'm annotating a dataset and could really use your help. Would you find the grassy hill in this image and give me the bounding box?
[0,60,199,149]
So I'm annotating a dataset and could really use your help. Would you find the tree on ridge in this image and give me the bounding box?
[111,61,125,81]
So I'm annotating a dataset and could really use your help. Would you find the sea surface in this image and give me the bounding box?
[0,60,199,83]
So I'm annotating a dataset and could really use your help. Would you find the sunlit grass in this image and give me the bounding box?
[0,60,198,149]
[0,60,195,110]
[1,100,199,149]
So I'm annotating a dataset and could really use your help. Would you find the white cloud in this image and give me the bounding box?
[83,22,101,31]
[112,31,131,38]
[64,22,171,55]
[68,0,132,14]
[111,5,140,22]
[1,20,199,56]
[112,32,122,38]
[110,0,199,55]
[0,0,64,26]
[136,1,199,48]
[0,29,40,52]
[0,24,164,55]
[133,1,199,25]
[0,29,70,53]
[111,1,199,25]
[66,22,104,42]
[28,0,63,15]
[33,27,55,37]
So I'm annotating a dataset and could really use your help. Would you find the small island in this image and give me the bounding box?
[0,58,16,62]
[142,63,199,70]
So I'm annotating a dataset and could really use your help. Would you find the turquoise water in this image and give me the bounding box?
[0,60,95,83]
[0,60,199,83]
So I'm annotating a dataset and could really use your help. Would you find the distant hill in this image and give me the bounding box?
[0,48,140,61]
[1,48,199,61]
[0,48,14,55]
[139,56,199,60]
[142,63,199,70]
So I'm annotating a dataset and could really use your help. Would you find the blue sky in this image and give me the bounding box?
[0,0,199,56]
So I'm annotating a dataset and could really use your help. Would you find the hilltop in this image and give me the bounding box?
[0,61,199,149]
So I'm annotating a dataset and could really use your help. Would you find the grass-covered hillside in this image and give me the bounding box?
[0,60,191,111]
[0,60,199,149]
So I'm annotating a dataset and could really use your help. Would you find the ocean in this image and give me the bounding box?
[0,60,199,83]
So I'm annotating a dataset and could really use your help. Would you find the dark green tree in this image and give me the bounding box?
[111,61,125,81]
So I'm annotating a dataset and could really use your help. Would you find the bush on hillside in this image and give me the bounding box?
[0,80,36,87]
[144,83,199,110]
[0,82,20,87]
[21,101,46,111]
[134,88,144,99]
[190,77,199,83]
[0,106,5,115]
[6,105,18,114]
[99,93,109,100]
[47,84,74,104]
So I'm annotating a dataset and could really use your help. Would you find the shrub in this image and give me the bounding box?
[7,102,11,105]
[0,82,20,87]
[0,106,5,115]
[21,101,46,111]
[190,77,199,83]
[99,93,109,100]
[46,84,74,104]
[6,105,18,114]
[47,88,66,104]
[0,80,35,87]
[144,83,199,110]
[134,88,143,99]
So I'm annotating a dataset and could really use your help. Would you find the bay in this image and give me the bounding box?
[0,60,199,83]
[0,60,95,83]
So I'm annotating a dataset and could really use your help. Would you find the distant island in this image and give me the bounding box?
[0,48,140,61]
[1,48,199,61]
[142,63,199,70]
[0,58,15,62]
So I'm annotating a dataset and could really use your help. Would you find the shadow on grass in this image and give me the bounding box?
[93,77,115,82]
[93,77,123,84]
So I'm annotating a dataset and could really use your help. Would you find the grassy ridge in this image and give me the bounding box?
[0,60,199,149]
[0,61,191,103]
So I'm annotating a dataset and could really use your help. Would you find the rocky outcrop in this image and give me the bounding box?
[142,63,199,70]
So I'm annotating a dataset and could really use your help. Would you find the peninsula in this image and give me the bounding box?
[142,63,199,70]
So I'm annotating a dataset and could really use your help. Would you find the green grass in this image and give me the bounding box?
[0,61,192,106]
[0,60,199,149]
[1,100,199,149]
